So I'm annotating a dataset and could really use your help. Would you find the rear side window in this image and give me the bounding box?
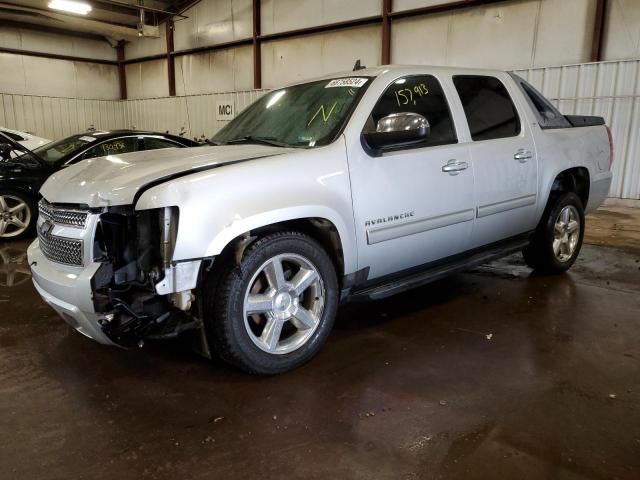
[511,74,571,129]
[143,137,181,150]
[453,75,521,141]
[365,75,457,147]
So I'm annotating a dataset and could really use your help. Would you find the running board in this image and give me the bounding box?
[349,237,531,302]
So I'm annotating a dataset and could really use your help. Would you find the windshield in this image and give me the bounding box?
[33,134,95,164]
[212,77,371,148]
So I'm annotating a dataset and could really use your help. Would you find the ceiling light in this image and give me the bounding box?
[48,0,92,15]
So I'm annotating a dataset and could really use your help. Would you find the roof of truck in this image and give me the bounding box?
[283,64,507,88]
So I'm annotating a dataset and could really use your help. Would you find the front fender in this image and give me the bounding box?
[203,205,356,272]
[135,139,358,275]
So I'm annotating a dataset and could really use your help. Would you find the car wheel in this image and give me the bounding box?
[523,192,585,273]
[205,231,339,374]
[0,191,35,241]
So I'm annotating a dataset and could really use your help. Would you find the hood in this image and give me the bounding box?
[40,144,293,208]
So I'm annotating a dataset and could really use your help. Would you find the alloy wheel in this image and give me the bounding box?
[243,253,325,355]
[553,205,580,262]
[0,195,31,239]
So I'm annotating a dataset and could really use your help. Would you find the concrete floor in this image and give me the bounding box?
[0,207,639,480]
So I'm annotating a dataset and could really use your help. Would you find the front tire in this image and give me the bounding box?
[204,231,339,374]
[523,192,585,273]
[0,191,35,241]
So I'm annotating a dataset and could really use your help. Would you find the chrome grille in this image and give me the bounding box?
[39,200,88,228]
[38,230,83,266]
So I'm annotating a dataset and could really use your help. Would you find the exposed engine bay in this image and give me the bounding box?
[91,206,203,347]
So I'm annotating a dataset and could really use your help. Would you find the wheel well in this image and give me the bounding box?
[550,167,590,207]
[218,218,345,280]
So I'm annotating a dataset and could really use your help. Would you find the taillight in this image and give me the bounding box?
[605,126,614,169]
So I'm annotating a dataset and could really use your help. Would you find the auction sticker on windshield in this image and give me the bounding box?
[325,78,368,88]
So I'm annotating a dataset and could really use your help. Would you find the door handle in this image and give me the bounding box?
[514,149,533,163]
[442,159,469,175]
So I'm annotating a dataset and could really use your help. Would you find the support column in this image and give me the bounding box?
[590,0,608,62]
[381,0,392,65]
[166,20,176,96]
[253,0,262,89]
[116,41,127,100]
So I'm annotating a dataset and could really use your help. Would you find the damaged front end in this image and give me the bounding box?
[91,206,204,347]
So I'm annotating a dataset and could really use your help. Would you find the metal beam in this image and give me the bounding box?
[389,0,510,19]
[253,0,261,89]
[166,20,176,96]
[171,38,254,58]
[257,15,382,42]
[117,42,127,100]
[590,0,608,62]
[0,46,117,65]
[381,0,392,65]
[0,20,108,42]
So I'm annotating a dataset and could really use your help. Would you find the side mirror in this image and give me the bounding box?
[364,112,430,149]
[0,143,13,161]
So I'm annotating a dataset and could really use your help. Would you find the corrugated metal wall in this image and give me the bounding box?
[0,93,124,140]
[514,59,640,200]
[122,89,268,140]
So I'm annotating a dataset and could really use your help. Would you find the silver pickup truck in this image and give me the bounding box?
[28,65,613,373]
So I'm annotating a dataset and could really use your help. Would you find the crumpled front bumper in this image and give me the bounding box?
[28,239,116,346]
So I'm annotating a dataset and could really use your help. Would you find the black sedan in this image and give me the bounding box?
[0,130,199,240]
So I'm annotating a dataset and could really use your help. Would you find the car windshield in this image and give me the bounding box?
[32,134,95,164]
[211,77,372,148]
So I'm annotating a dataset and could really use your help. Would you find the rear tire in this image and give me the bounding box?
[0,191,35,242]
[204,231,339,374]
[523,192,585,273]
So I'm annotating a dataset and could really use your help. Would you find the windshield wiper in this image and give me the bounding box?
[224,135,288,147]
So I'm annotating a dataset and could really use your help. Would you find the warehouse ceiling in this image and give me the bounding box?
[0,0,198,41]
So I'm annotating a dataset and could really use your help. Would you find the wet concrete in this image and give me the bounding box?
[0,209,639,480]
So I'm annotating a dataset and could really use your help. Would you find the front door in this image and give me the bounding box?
[347,74,475,280]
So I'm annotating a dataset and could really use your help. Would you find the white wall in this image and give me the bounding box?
[174,0,252,51]
[602,0,640,61]
[392,0,597,69]
[0,27,119,100]
[261,25,382,88]
[260,0,381,34]
[175,45,253,95]
[125,59,169,99]
[0,93,124,140]
[0,26,116,61]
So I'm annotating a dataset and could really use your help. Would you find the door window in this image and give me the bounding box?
[365,75,457,147]
[81,137,137,160]
[453,75,521,141]
[143,137,181,150]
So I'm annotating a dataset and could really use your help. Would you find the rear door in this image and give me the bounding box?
[452,74,538,249]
